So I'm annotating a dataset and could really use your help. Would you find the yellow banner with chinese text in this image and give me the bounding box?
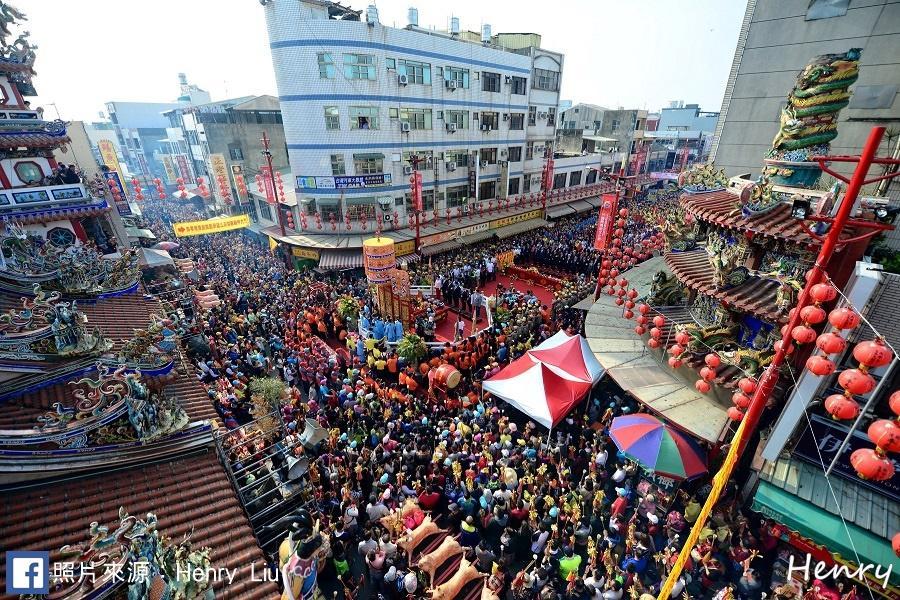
[173,215,250,238]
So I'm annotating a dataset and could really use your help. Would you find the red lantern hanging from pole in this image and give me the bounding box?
[852,339,893,370]
[850,447,895,481]
[824,393,860,420]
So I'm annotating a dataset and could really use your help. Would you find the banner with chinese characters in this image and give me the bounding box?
[208,153,230,204]
[175,154,193,184]
[291,247,321,261]
[173,214,250,238]
[496,251,515,269]
[593,193,618,250]
[489,209,543,230]
[104,171,132,216]
[231,164,247,204]
[259,166,277,205]
[297,173,392,189]
[161,156,178,184]
[97,139,128,202]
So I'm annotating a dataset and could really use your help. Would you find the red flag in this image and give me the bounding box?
[593,193,619,251]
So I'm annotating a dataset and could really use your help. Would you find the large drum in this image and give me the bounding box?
[433,364,461,389]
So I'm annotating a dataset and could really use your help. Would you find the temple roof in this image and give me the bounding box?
[0,198,110,224]
[681,190,813,245]
[0,449,277,600]
[0,130,69,149]
[665,250,788,323]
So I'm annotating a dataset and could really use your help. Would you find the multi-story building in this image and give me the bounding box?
[261,0,625,259]
[643,102,719,173]
[161,95,289,216]
[712,0,900,177]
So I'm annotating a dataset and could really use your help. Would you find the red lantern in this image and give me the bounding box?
[791,325,817,344]
[800,305,827,325]
[668,344,685,357]
[695,380,711,394]
[700,366,717,382]
[618,278,628,288]
[868,419,900,453]
[619,208,628,218]
[810,283,837,303]
[852,339,893,370]
[738,378,757,394]
[675,331,691,346]
[607,287,616,296]
[894,532,900,558]
[704,354,721,368]
[732,393,751,409]
[625,300,635,310]
[649,327,662,339]
[838,368,876,396]
[636,316,648,326]
[610,268,620,278]
[653,315,665,328]
[774,340,794,355]
[850,448,895,481]
[615,298,625,306]
[617,288,626,297]
[634,325,646,335]
[648,338,660,349]
[668,357,683,369]
[638,304,650,315]
[829,307,860,330]
[805,355,836,376]
[891,390,900,417]
[824,393,860,420]
[727,406,744,421]
[816,332,846,355]
[624,310,635,320]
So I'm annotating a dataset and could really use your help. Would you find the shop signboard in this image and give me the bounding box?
[297,173,392,189]
[489,209,543,230]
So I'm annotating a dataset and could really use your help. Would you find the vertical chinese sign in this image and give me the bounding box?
[259,166,277,205]
[97,140,132,216]
[161,156,178,185]
[208,153,232,205]
[175,154,193,184]
[593,193,619,251]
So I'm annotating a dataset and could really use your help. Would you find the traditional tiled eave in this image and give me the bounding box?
[664,249,788,323]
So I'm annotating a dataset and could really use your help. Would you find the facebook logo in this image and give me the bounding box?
[6,551,50,594]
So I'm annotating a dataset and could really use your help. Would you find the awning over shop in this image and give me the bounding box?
[494,219,549,240]
[752,478,900,587]
[125,227,157,240]
[569,200,595,214]
[420,239,461,256]
[459,229,495,245]
[398,253,422,267]
[545,204,575,219]
[138,247,175,269]
[318,249,364,270]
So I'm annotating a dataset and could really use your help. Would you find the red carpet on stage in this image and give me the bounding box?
[433,273,557,342]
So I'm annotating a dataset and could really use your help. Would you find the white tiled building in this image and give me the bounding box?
[262,0,601,231]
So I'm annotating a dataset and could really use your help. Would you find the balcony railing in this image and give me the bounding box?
[0,109,41,121]
[0,183,97,211]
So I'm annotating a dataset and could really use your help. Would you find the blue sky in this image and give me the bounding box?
[27,0,746,120]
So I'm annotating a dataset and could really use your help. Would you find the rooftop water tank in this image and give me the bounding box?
[481,24,491,43]
[450,16,460,35]
[408,7,418,27]
[366,5,379,25]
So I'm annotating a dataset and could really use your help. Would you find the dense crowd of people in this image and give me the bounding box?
[135,189,864,600]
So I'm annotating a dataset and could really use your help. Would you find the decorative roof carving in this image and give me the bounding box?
[677,162,729,194]
[0,224,139,297]
[24,507,215,600]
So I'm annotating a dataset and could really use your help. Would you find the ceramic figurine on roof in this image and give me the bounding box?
[24,507,215,600]
[677,163,729,194]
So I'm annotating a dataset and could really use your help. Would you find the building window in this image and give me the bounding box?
[343,53,376,80]
[480,147,498,165]
[258,201,273,222]
[324,106,340,130]
[229,145,244,161]
[528,106,537,126]
[402,151,433,171]
[553,173,566,189]
[446,151,468,168]
[511,76,527,95]
[46,227,76,248]
[526,142,535,161]
[508,177,520,195]
[446,110,469,130]
[533,68,560,91]
[479,181,496,199]
[482,71,501,93]
[346,200,376,221]
[386,58,396,70]
[330,154,346,175]
[445,66,469,89]
[405,189,435,212]
[507,146,522,162]
[548,107,556,126]
[14,161,43,184]
[569,171,582,186]
[353,154,384,174]
[806,0,849,20]
[400,107,432,130]
[509,113,524,130]
[317,52,335,78]
[586,169,597,184]
[350,106,379,130]
[397,59,431,85]
[611,119,620,132]
[481,112,499,130]
[446,185,468,208]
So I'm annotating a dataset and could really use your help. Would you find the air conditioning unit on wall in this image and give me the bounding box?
[398,73,409,85]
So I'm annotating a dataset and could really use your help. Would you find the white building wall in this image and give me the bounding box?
[263,0,566,220]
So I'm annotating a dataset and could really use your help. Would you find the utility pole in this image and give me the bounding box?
[657,126,900,599]
[408,154,425,251]
[260,131,286,237]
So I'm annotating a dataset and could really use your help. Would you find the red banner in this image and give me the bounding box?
[259,166,277,205]
[175,154,193,184]
[410,171,423,211]
[593,193,619,250]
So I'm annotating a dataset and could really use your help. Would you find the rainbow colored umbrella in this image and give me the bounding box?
[608,414,707,479]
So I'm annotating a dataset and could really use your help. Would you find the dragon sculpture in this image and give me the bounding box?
[705,232,749,288]
[0,1,25,48]
[648,271,686,307]
[678,162,729,194]
[658,207,697,252]
[116,319,178,367]
[678,323,740,356]
[26,507,214,600]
